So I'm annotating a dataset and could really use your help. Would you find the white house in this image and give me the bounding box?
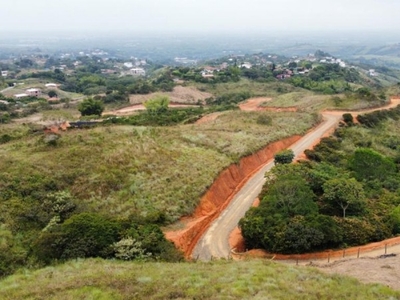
[1,71,8,77]
[15,93,29,99]
[26,88,42,97]
[130,68,146,76]
[45,83,58,88]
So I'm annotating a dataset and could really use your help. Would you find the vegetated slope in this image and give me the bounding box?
[0,259,398,299]
[240,106,400,255]
[0,110,318,275]
[128,85,213,104]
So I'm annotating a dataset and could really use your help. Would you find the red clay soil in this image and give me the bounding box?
[238,97,272,111]
[165,135,301,257]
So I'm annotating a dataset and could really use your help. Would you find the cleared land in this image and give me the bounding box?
[129,85,213,104]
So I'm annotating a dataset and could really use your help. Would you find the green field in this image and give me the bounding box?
[0,259,397,300]
[0,111,318,224]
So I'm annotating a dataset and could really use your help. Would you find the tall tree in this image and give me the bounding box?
[322,178,365,218]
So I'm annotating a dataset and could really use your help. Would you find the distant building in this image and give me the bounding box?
[15,93,29,99]
[124,62,133,68]
[130,68,146,76]
[26,88,42,97]
[45,83,58,88]
[1,71,8,77]
[240,62,252,69]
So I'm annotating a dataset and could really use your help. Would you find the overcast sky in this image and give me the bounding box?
[1,0,400,34]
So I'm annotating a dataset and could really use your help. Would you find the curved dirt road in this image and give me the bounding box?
[192,99,400,261]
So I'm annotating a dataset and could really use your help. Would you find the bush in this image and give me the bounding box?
[78,98,104,116]
[342,113,353,125]
[274,149,295,164]
[113,237,151,261]
[256,114,272,125]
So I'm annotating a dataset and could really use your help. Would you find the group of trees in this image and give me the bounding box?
[33,211,182,265]
[0,186,183,277]
[240,111,400,254]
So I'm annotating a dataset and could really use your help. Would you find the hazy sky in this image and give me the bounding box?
[1,0,400,33]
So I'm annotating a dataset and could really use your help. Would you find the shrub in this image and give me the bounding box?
[113,237,151,261]
[256,114,272,125]
[274,149,295,164]
[78,98,104,116]
[342,113,353,125]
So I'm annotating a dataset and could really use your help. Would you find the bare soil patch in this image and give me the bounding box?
[104,103,200,116]
[314,254,400,290]
[238,97,272,111]
[129,86,213,105]
[195,112,224,125]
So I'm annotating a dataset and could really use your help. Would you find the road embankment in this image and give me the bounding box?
[165,135,301,257]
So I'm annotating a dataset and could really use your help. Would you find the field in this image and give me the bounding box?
[0,259,398,299]
[0,110,318,224]
[129,85,213,104]
[193,78,302,98]
[260,91,391,112]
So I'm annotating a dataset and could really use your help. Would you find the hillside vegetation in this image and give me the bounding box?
[241,106,400,254]
[0,259,398,300]
[0,110,318,275]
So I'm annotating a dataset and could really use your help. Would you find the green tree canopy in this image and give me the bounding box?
[274,149,295,165]
[349,148,396,182]
[261,175,318,218]
[322,178,366,218]
[144,95,170,115]
[78,98,104,116]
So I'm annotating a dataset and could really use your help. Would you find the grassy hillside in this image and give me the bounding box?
[0,110,318,274]
[0,259,398,300]
[0,111,317,224]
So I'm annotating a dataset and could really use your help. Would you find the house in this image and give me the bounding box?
[15,93,29,99]
[26,88,42,97]
[45,83,58,88]
[1,71,8,77]
[130,68,146,76]
[240,62,252,69]
[124,62,133,68]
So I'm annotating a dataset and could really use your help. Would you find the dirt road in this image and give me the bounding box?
[192,98,400,261]
[192,114,341,260]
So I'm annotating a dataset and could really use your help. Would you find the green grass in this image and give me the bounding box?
[0,111,318,224]
[261,91,390,112]
[0,259,397,300]
[193,78,303,97]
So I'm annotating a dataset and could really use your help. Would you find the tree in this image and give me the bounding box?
[342,113,353,125]
[78,98,104,116]
[288,62,297,69]
[322,178,365,218]
[144,95,169,115]
[349,148,396,182]
[262,175,318,218]
[275,220,324,254]
[274,149,295,164]
[48,90,58,98]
